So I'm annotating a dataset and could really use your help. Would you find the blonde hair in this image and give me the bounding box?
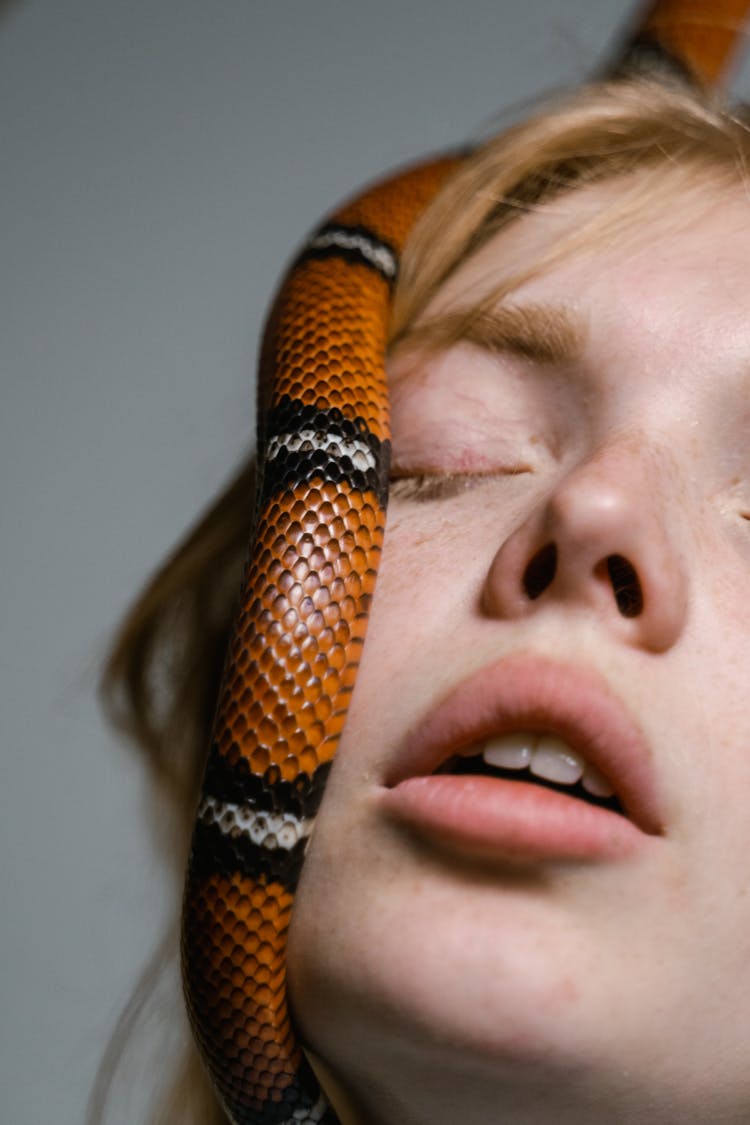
[94,75,750,1124]
[391,77,750,343]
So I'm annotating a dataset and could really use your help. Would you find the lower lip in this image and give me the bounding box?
[381,774,647,862]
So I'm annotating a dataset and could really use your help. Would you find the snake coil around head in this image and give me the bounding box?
[180,4,750,1122]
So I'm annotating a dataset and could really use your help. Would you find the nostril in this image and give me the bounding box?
[605,554,643,618]
[523,542,557,601]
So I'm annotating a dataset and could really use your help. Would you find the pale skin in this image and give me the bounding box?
[286,172,750,1124]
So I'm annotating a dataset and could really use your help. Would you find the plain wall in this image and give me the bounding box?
[4,2,750,1122]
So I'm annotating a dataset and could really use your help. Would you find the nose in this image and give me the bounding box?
[481,438,688,653]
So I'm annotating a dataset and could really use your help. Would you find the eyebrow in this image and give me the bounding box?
[391,302,587,366]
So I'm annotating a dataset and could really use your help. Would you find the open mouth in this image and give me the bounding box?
[437,753,625,816]
[382,656,661,860]
[435,732,626,818]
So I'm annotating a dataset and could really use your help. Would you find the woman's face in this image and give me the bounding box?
[287,174,750,1124]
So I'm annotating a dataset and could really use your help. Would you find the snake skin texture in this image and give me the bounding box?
[181,3,750,1123]
[629,0,750,85]
[181,156,458,1125]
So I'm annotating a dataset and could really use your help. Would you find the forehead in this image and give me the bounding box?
[427,171,750,339]
[392,172,750,444]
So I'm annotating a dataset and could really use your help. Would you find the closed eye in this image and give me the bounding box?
[389,468,533,503]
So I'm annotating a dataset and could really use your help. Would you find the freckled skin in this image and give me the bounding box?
[288,181,750,1125]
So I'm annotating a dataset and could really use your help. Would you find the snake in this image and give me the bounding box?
[180,3,750,1122]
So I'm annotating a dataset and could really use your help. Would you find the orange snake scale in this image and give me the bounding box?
[180,3,750,1122]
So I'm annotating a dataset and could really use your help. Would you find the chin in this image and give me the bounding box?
[286,776,750,1123]
[289,852,624,1096]
[289,866,750,1124]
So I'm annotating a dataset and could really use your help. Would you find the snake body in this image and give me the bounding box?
[181,4,750,1123]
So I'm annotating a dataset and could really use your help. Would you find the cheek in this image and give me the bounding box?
[377,506,462,593]
[333,509,468,726]
[359,501,489,657]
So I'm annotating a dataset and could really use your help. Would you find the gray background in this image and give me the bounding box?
[4,2,749,1123]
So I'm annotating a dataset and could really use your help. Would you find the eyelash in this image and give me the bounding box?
[388,473,474,502]
[389,468,532,503]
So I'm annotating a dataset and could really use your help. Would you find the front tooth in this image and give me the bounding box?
[530,736,585,785]
[581,764,615,798]
[483,732,537,770]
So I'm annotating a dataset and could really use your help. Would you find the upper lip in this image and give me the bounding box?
[386,652,664,837]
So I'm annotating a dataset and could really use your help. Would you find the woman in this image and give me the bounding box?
[285,85,750,1123]
[99,15,750,1125]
